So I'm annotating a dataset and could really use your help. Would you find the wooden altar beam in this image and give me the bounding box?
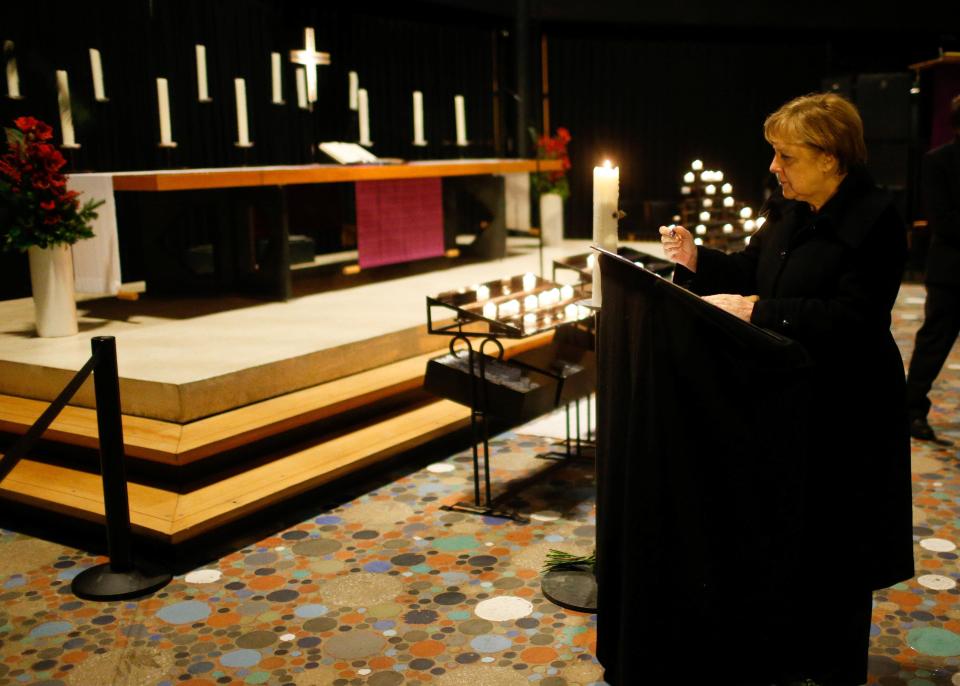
[112,159,564,192]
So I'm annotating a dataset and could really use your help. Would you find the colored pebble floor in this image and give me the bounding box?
[1,281,960,686]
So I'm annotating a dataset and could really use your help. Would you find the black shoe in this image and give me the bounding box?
[910,417,953,445]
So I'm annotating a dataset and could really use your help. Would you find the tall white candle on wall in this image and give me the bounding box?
[4,40,21,98]
[156,78,175,146]
[348,71,359,111]
[55,70,78,148]
[412,91,426,145]
[195,45,210,101]
[358,88,371,146]
[234,78,252,146]
[270,52,283,104]
[295,67,307,109]
[89,48,107,101]
[592,160,620,306]
[454,94,467,146]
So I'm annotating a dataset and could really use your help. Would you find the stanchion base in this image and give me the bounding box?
[71,562,172,601]
[441,501,529,523]
[541,565,597,613]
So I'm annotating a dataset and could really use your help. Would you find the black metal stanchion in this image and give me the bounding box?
[71,336,172,601]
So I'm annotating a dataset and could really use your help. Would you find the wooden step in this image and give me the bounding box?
[0,331,552,465]
[0,399,471,543]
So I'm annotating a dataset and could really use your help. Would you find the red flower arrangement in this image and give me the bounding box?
[0,116,102,252]
[532,127,572,199]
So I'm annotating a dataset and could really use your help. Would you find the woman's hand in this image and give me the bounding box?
[702,294,755,322]
[659,225,697,272]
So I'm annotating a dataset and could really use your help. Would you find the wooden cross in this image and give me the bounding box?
[289,27,330,104]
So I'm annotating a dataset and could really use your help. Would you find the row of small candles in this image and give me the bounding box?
[461,273,589,333]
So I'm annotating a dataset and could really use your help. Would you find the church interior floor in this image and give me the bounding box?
[1,282,959,686]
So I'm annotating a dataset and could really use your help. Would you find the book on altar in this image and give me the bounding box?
[319,142,381,164]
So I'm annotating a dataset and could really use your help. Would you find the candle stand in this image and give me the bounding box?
[425,273,592,521]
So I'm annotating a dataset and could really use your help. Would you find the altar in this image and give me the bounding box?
[83,158,562,299]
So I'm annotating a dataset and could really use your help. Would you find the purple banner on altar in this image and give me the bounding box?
[355,177,445,269]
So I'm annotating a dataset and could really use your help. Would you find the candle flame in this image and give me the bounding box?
[603,159,612,169]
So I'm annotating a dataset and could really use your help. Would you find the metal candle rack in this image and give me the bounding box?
[425,273,592,521]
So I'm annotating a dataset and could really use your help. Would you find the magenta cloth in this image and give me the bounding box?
[355,177,445,268]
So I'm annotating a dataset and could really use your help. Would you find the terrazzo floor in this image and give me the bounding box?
[1,282,959,686]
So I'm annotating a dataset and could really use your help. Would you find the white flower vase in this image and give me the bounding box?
[539,193,564,246]
[28,244,78,337]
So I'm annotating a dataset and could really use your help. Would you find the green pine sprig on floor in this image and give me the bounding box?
[541,549,596,573]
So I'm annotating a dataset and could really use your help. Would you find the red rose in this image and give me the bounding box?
[40,199,55,211]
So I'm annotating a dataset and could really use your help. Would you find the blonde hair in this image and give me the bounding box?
[764,92,867,174]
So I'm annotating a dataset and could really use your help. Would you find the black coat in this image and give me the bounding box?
[675,168,914,590]
[923,138,960,286]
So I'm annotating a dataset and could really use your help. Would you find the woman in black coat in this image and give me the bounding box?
[660,92,914,686]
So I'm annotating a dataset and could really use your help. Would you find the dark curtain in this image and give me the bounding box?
[0,0,499,173]
[595,253,813,684]
[547,28,831,238]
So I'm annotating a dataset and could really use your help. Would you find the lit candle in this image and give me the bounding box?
[358,88,371,146]
[681,185,691,195]
[483,302,497,319]
[523,312,537,326]
[699,211,710,221]
[592,159,619,307]
[524,294,538,310]
[560,284,574,300]
[756,216,766,228]
[348,71,359,111]
[538,291,550,308]
[234,78,251,146]
[692,159,703,170]
[743,219,756,232]
[412,91,426,145]
[89,48,107,101]
[271,52,283,104]
[56,70,77,147]
[196,45,209,101]
[702,198,713,208]
[723,223,734,234]
[550,287,560,303]
[476,285,490,301]
[156,78,174,146]
[454,95,467,147]
[723,196,735,208]
[683,171,695,183]
[4,40,20,98]
[705,184,716,195]
[721,182,733,194]
[700,171,710,182]
[587,254,595,270]
[577,304,590,319]
[564,303,578,321]
[744,236,752,246]
[295,67,307,109]
[694,237,704,246]
[740,206,753,219]
[695,224,707,235]
[522,272,536,291]
[715,171,724,181]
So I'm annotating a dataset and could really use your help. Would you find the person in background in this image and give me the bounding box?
[905,94,960,443]
[659,92,914,686]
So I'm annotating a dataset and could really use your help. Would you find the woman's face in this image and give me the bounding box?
[768,138,841,211]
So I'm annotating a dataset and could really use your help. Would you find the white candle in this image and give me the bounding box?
[523,312,537,327]
[196,45,209,101]
[295,67,307,109]
[723,223,734,234]
[683,171,695,183]
[56,70,77,147]
[743,219,756,232]
[412,91,426,145]
[691,159,703,171]
[721,182,733,194]
[592,160,619,306]
[4,40,20,98]
[358,88,371,146]
[700,171,710,182]
[483,302,497,319]
[740,206,753,219]
[756,216,766,228]
[522,272,536,291]
[234,77,251,146]
[524,295,538,310]
[454,94,467,146]
[476,285,490,301]
[348,71,359,111]
[681,185,691,195]
[702,198,713,208]
[156,78,174,146]
[564,303,578,321]
[695,224,707,235]
[271,52,283,104]
[699,211,710,221]
[723,196,735,208]
[89,48,107,101]
[705,184,716,195]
